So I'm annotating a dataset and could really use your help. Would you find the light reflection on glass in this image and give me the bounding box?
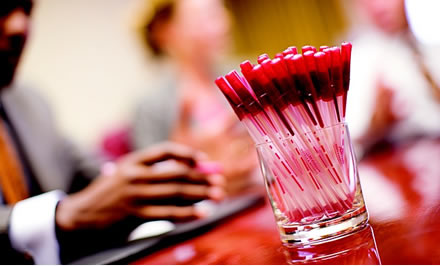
[282,224,381,265]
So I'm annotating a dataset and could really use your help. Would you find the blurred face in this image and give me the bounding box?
[167,0,231,63]
[359,0,408,34]
[0,0,32,89]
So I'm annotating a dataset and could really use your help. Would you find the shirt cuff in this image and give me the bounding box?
[9,190,66,264]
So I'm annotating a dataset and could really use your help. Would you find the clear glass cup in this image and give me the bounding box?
[256,123,368,245]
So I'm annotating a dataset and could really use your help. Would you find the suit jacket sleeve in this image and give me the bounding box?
[0,206,11,235]
[0,85,103,262]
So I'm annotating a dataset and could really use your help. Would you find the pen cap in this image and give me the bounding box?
[283,46,298,56]
[240,60,253,75]
[341,42,352,92]
[215,77,246,119]
[330,47,344,96]
[258,59,296,135]
[322,48,333,75]
[284,54,307,107]
[252,64,286,108]
[293,54,324,127]
[274,53,284,59]
[261,59,292,107]
[314,52,333,101]
[302,45,317,54]
[303,51,322,100]
[241,63,271,107]
[257,53,270,64]
[292,54,319,102]
[225,70,262,115]
[271,58,299,104]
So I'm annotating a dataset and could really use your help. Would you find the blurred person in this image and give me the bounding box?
[345,0,440,156]
[0,0,225,264]
[133,0,259,194]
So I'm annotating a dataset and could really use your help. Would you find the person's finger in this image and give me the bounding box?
[206,174,226,186]
[128,183,225,200]
[124,161,225,185]
[131,205,208,220]
[125,142,206,166]
[196,161,223,175]
[147,160,207,183]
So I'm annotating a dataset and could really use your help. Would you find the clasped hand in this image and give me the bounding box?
[56,142,225,231]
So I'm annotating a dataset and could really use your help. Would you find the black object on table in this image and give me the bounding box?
[69,191,265,265]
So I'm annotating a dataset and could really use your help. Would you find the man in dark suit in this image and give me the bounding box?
[0,0,225,263]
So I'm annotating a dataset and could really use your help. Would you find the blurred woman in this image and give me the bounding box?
[345,0,440,156]
[132,0,258,194]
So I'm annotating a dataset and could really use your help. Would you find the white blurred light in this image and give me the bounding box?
[405,0,440,45]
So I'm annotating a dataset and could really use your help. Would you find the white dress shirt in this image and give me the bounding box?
[9,190,66,264]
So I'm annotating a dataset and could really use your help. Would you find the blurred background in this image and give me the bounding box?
[13,0,440,153]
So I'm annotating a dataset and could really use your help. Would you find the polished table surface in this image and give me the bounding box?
[133,139,440,264]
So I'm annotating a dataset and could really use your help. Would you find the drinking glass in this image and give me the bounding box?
[256,123,368,244]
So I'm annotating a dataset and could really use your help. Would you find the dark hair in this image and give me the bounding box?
[0,0,33,17]
[141,1,175,57]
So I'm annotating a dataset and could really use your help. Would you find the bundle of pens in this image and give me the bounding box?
[215,43,355,224]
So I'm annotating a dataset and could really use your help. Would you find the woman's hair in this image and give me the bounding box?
[140,0,176,57]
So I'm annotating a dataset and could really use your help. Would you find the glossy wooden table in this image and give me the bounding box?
[133,139,440,264]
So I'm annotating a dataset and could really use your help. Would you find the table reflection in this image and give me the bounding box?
[132,139,440,265]
[283,224,381,265]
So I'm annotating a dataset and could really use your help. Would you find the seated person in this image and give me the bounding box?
[133,0,259,194]
[346,0,440,156]
[0,0,225,264]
